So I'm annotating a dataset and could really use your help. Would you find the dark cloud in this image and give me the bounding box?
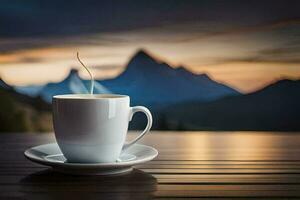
[259,44,300,57]
[0,34,129,54]
[1,0,300,38]
[1,16,300,54]
[17,57,42,63]
[212,46,300,65]
[218,57,300,64]
[1,0,300,62]
[173,18,300,43]
[0,55,43,64]
[91,65,121,70]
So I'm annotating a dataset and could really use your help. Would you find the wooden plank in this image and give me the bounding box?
[1,132,300,199]
[142,168,300,174]
[137,164,300,169]
[155,190,300,198]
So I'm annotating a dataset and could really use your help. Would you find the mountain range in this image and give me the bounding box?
[15,49,240,106]
[1,49,299,131]
[101,50,240,107]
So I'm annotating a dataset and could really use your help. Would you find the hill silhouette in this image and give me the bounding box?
[0,78,51,132]
[101,49,240,106]
[162,79,300,131]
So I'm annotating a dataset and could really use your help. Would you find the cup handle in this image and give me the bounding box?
[122,106,152,151]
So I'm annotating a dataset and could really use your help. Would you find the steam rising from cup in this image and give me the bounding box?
[76,52,94,94]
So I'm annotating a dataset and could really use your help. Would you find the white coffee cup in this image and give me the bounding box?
[52,94,152,163]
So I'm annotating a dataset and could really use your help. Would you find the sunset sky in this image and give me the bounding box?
[0,0,299,93]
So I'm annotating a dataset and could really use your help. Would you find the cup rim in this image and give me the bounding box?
[53,94,129,100]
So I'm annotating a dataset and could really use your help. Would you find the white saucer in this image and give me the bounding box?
[24,143,158,175]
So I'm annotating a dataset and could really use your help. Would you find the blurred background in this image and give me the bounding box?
[0,0,299,132]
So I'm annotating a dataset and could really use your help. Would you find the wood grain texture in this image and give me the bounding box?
[0,131,300,199]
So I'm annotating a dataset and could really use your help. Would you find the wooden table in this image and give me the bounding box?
[1,131,300,199]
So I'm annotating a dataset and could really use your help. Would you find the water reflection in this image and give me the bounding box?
[20,169,157,200]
